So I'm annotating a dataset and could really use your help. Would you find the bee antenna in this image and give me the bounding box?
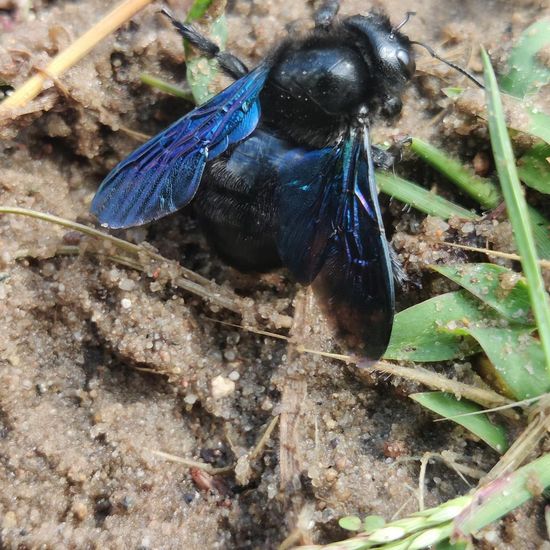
[391,11,416,37]
[159,8,248,80]
[160,8,177,25]
[411,40,485,89]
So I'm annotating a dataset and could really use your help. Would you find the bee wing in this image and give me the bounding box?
[277,129,394,359]
[276,145,340,284]
[91,64,270,229]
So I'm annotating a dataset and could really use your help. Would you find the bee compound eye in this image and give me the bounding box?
[396,48,416,77]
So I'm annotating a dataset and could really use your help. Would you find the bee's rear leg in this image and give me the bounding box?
[372,136,412,170]
[161,9,249,80]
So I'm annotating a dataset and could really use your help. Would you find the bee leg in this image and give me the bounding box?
[314,0,340,28]
[371,137,412,169]
[389,246,408,285]
[161,9,249,80]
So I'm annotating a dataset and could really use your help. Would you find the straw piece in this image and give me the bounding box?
[0,0,154,113]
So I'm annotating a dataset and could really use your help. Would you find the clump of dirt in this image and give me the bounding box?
[0,0,549,548]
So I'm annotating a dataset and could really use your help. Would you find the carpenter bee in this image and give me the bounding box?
[91,1,479,360]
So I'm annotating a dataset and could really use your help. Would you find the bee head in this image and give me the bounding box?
[343,13,415,116]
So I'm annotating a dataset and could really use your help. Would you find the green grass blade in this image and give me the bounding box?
[517,142,550,194]
[482,47,550,376]
[410,139,550,259]
[499,18,550,98]
[410,138,501,209]
[139,73,194,101]
[376,171,477,220]
[453,453,550,537]
[433,263,533,325]
[410,392,508,453]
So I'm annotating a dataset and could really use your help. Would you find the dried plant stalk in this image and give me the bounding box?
[0,0,154,113]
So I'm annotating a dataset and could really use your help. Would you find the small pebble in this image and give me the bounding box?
[211,375,235,399]
[224,349,236,361]
[2,511,16,529]
[473,151,491,177]
[72,501,89,521]
[118,278,136,291]
[461,222,475,234]
[121,298,132,309]
[184,394,198,405]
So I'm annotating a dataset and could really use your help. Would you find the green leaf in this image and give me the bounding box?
[527,206,550,260]
[442,87,465,98]
[435,540,470,550]
[433,263,533,325]
[185,0,217,22]
[183,0,228,105]
[339,516,363,531]
[363,515,386,534]
[447,326,550,399]
[482,48,550,377]
[499,18,550,98]
[454,454,550,537]
[528,109,550,144]
[517,142,550,194]
[140,73,194,101]
[185,15,227,104]
[384,291,493,362]
[411,138,501,209]
[411,392,508,453]
[376,171,477,220]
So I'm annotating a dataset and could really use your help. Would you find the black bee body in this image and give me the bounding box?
[196,13,415,267]
[91,5,416,359]
[194,129,289,271]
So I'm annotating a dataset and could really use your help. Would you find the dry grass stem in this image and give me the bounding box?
[0,0,155,113]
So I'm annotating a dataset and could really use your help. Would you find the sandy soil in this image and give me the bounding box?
[0,0,549,548]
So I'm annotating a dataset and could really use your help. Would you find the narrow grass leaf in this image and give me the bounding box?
[140,73,194,101]
[482,48,550,376]
[433,263,533,325]
[453,453,550,537]
[517,142,550,194]
[411,392,508,453]
[384,291,493,362]
[442,87,465,98]
[410,139,550,259]
[376,171,476,220]
[447,326,550,400]
[410,138,501,209]
[499,18,550,98]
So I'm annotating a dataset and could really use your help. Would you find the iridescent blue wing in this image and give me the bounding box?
[91,64,270,229]
[275,145,339,284]
[277,129,394,359]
